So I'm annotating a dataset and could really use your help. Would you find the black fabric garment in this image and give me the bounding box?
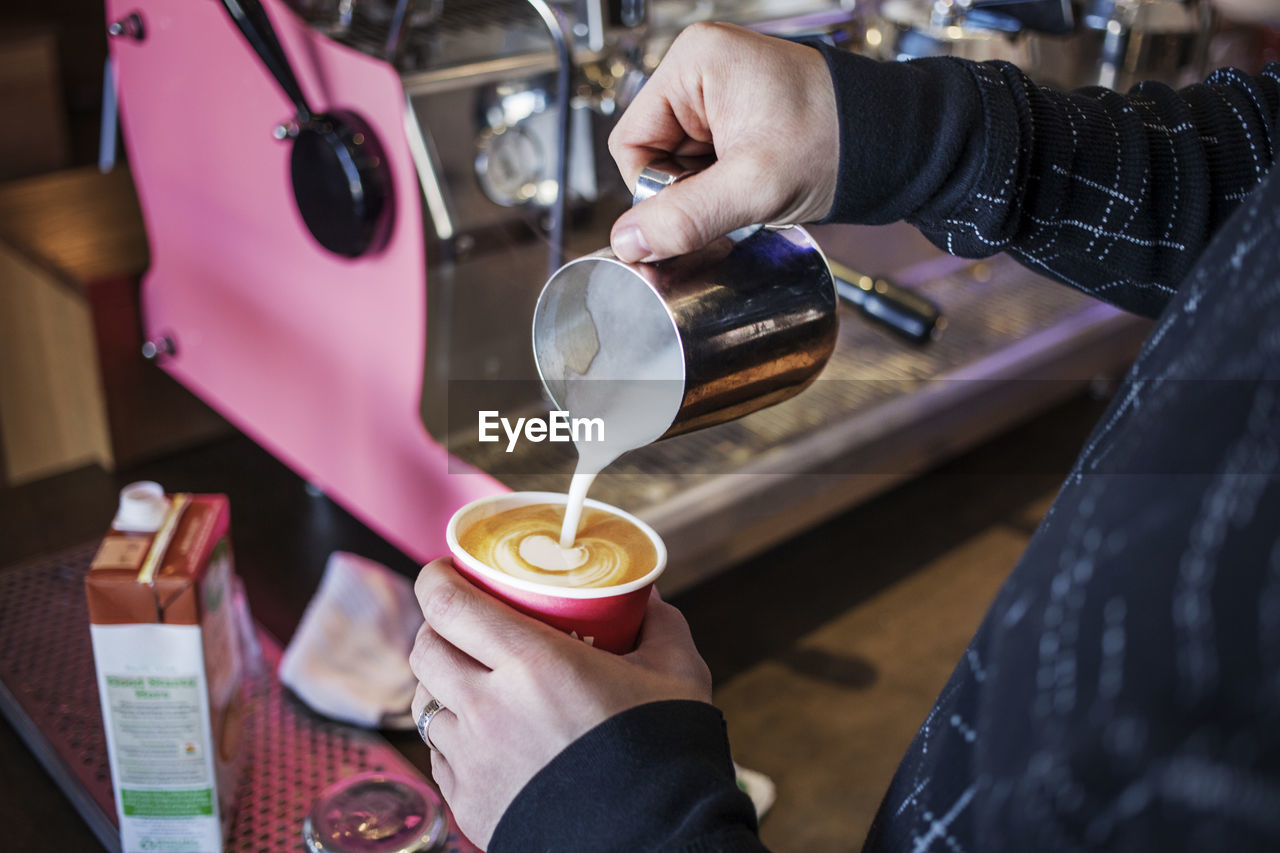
[489,50,1280,853]
[819,49,1280,317]
[864,171,1280,852]
[490,700,759,852]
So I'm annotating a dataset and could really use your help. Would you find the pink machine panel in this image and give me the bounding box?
[107,0,507,562]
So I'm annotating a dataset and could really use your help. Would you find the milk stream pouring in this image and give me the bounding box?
[534,159,839,549]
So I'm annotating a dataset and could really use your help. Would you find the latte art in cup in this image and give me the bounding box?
[457,503,656,588]
[447,492,667,652]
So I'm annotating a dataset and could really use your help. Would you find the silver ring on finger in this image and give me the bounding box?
[416,698,446,751]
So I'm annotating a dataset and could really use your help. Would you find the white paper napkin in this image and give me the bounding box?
[734,762,777,820]
[278,552,423,729]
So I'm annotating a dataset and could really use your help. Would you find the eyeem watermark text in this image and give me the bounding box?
[478,411,604,452]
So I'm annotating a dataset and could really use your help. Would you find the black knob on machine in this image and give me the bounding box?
[219,0,393,258]
[829,259,945,345]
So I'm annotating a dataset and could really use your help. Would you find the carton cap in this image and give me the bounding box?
[113,481,170,533]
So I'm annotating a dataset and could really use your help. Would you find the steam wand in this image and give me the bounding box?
[526,0,574,278]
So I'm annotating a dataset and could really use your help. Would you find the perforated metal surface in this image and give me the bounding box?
[0,543,478,853]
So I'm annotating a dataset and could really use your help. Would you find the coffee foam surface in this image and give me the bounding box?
[459,503,656,589]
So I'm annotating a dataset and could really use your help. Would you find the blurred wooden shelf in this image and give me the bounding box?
[0,166,229,485]
[0,165,149,287]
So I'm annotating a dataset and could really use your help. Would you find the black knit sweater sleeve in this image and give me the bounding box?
[488,700,764,853]
[814,45,1280,318]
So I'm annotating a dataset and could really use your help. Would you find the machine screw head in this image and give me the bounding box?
[141,336,175,360]
[107,12,145,40]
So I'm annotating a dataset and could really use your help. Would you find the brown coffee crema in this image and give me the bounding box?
[458,503,656,588]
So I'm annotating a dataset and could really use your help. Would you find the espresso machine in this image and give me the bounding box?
[105,0,1174,591]
[857,0,1212,90]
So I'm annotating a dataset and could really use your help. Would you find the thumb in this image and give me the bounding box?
[626,588,699,667]
[626,589,713,698]
[610,158,760,262]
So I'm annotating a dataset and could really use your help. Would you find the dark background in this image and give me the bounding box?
[4,0,110,180]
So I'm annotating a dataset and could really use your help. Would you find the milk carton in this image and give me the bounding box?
[86,482,244,853]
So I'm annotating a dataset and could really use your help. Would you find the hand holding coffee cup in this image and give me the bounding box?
[446,492,667,654]
[408,555,710,848]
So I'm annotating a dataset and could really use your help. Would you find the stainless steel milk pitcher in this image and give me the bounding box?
[532,159,838,442]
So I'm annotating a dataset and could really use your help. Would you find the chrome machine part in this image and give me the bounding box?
[860,0,1033,66]
[474,124,546,207]
[392,1,631,245]
[829,258,944,345]
[1083,0,1214,91]
[857,0,1212,90]
[524,0,574,276]
[386,0,444,63]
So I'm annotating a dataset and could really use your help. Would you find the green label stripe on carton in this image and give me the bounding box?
[121,788,213,817]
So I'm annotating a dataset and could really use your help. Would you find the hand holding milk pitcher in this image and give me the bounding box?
[440,155,838,654]
[435,26,842,654]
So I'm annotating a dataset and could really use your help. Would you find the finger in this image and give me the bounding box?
[610,156,763,261]
[612,139,718,195]
[409,621,486,712]
[608,48,711,190]
[625,588,697,662]
[625,590,712,697]
[412,682,454,752]
[420,705,459,754]
[609,96,713,194]
[410,617,487,683]
[412,683,456,754]
[414,559,561,670]
[609,22,747,191]
[430,747,456,803]
[411,681,434,724]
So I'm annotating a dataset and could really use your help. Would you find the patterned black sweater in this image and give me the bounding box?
[488,48,1280,853]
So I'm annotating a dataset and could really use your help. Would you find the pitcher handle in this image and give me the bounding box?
[632,156,766,242]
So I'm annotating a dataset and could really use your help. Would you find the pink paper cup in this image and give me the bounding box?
[445,491,666,654]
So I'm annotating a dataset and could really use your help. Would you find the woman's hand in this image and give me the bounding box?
[608,22,839,262]
[409,559,713,849]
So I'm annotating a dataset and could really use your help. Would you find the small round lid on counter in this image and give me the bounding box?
[303,772,448,853]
